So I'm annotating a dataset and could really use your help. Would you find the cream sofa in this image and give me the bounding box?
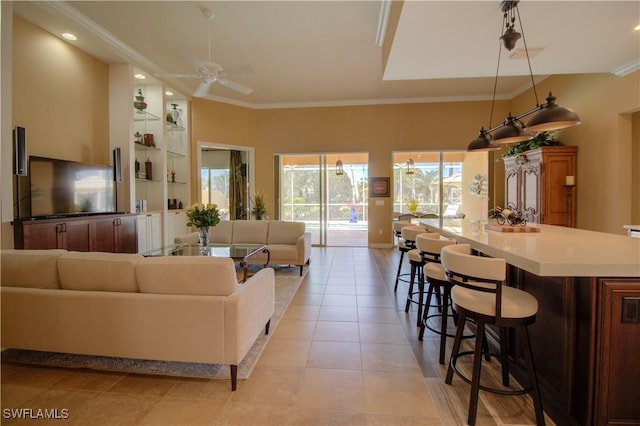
[0,249,275,391]
[175,220,312,275]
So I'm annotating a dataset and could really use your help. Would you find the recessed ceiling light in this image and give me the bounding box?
[635,24,640,31]
[134,74,146,80]
[62,33,77,41]
[165,91,174,96]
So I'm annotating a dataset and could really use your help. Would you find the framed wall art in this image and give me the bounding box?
[369,177,390,197]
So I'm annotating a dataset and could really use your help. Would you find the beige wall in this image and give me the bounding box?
[12,16,110,164]
[2,15,110,248]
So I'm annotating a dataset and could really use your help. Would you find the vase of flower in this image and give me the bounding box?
[186,203,221,247]
[198,227,209,247]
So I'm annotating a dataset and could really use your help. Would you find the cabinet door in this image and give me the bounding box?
[19,222,60,249]
[114,215,137,253]
[596,279,640,425]
[136,215,149,253]
[148,213,163,251]
[521,164,541,223]
[89,218,117,252]
[166,211,188,244]
[64,221,91,251]
[504,159,520,209]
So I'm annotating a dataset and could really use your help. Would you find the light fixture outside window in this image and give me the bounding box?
[335,159,344,175]
[406,158,415,175]
[467,0,581,151]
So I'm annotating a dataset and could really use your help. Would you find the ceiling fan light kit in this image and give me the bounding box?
[467,0,581,151]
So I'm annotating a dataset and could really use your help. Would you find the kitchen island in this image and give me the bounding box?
[420,218,640,426]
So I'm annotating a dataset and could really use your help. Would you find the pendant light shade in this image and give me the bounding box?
[467,128,500,151]
[335,159,344,175]
[525,92,582,132]
[492,115,532,145]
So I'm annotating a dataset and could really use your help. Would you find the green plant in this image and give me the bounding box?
[500,131,563,159]
[251,195,267,220]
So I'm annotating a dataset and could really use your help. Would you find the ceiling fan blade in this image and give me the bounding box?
[217,79,254,95]
[194,80,213,97]
[155,73,202,79]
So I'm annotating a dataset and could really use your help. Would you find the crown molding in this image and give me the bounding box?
[612,60,640,77]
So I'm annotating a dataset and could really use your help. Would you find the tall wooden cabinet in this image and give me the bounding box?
[503,146,577,227]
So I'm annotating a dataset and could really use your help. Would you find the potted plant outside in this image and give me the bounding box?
[251,195,267,220]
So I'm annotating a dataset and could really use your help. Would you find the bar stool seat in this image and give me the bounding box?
[441,243,545,426]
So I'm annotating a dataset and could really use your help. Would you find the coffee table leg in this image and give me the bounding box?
[240,261,248,283]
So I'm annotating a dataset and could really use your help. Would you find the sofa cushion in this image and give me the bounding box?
[209,220,233,244]
[268,221,305,245]
[136,257,238,296]
[1,249,67,289]
[233,220,268,244]
[58,252,143,293]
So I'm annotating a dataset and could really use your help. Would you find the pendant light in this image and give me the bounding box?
[468,0,581,151]
[406,158,415,174]
[335,159,344,175]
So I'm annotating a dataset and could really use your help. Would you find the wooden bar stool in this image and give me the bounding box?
[416,236,457,364]
[441,244,544,426]
[405,232,440,326]
[393,223,424,292]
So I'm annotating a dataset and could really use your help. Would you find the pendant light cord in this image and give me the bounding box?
[515,5,540,107]
[488,14,507,130]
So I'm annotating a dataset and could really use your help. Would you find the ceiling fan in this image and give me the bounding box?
[157,8,253,98]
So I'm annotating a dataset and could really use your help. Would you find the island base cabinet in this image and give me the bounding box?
[595,279,640,426]
[507,269,640,426]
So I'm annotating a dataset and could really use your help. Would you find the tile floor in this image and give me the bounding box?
[1,247,553,425]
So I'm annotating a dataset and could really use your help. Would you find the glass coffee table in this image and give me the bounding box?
[143,243,270,283]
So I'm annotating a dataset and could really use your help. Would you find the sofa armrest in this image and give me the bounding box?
[223,267,275,364]
[296,232,312,265]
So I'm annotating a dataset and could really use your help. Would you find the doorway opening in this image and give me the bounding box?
[197,141,254,221]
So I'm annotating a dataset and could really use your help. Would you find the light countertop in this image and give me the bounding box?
[420,219,640,277]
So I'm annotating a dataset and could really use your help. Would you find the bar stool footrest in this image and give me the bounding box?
[449,351,533,396]
[423,314,474,339]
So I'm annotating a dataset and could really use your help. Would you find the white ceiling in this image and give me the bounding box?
[12,1,640,109]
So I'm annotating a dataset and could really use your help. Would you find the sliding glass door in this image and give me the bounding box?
[393,151,488,220]
[279,153,368,246]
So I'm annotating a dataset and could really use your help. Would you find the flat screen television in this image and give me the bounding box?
[28,156,115,218]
